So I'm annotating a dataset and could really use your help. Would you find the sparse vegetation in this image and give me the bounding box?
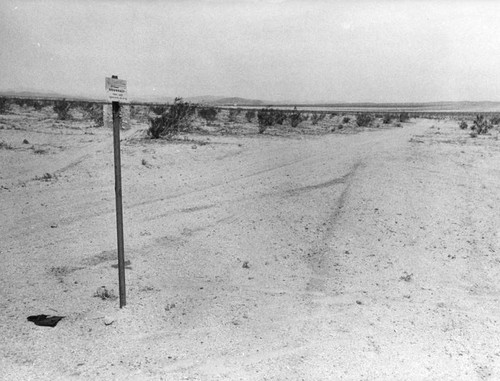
[273,110,287,125]
[356,113,372,127]
[0,141,14,150]
[257,108,276,134]
[399,112,410,123]
[228,108,241,122]
[471,114,490,135]
[245,109,256,122]
[33,101,44,111]
[198,107,218,124]
[0,98,9,114]
[289,107,302,128]
[83,103,103,126]
[32,146,48,154]
[490,115,500,125]
[53,99,71,120]
[150,104,169,116]
[383,114,392,124]
[311,113,326,125]
[148,98,196,139]
[459,120,468,130]
[34,172,55,181]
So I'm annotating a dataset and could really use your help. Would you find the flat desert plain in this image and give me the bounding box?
[1,107,500,380]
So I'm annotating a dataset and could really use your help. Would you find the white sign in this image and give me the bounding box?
[105,77,128,103]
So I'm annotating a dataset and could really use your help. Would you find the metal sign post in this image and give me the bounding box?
[106,75,128,308]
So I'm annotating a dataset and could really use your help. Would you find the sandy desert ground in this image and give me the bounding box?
[1,106,500,380]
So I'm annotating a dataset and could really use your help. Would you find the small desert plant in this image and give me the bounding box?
[34,172,55,181]
[32,146,48,154]
[148,98,196,139]
[329,112,337,119]
[490,115,500,125]
[83,103,103,126]
[0,141,14,150]
[257,108,277,133]
[53,99,71,120]
[273,110,287,125]
[0,98,9,114]
[245,109,256,122]
[383,114,392,124]
[459,120,468,130]
[399,112,410,123]
[228,108,241,122]
[356,113,372,127]
[150,104,169,116]
[311,113,326,125]
[33,101,44,111]
[342,116,350,124]
[289,107,302,128]
[198,107,218,124]
[471,114,490,135]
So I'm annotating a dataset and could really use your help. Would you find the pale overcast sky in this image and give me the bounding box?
[1,0,500,102]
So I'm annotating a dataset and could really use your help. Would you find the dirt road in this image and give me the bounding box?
[1,117,500,380]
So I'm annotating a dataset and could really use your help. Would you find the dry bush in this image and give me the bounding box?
[490,115,500,125]
[342,116,350,124]
[0,141,14,150]
[289,107,302,128]
[0,98,9,114]
[228,108,241,122]
[198,107,218,124]
[84,103,103,126]
[33,101,44,111]
[471,114,490,135]
[53,99,72,120]
[257,108,276,134]
[459,120,468,130]
[356,113,372,127]
[311,113,326,125]
[245,109,256,122]
[383,114,392,124]
[399,112,410,122]
[148,98,196,139]
[150,104,169,116]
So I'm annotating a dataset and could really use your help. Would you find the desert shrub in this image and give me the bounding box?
[273,110,287,125]
[383,114,392,124]
[150,104,169,116]
[33,101,44,111]
[257,108,277,133]
[198,107,218,124]
[459,120,468,130]
[148,98,196,139]
[289,107,302,128]
[0,98,9,114]
[53,99,71,120]
[342,116,350,124]
[245,109,256,122]
[0,141,13,150]
[311,113,326,125]
[329,112,337,119]
[84,103,103,126]
[490,115,500,125]
[356,113,372,127]
[399,112,410,122]
[471,114,490,135]
[228,108,241,122]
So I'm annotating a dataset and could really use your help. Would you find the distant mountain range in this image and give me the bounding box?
[2,90,500,111]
